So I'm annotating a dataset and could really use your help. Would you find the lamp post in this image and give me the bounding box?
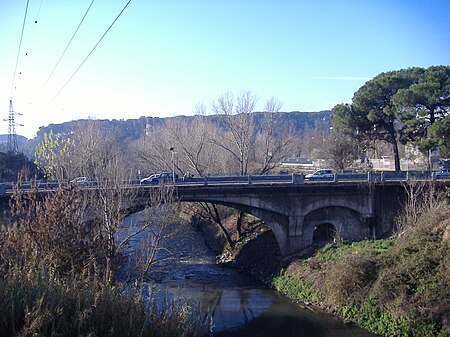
[170,147,175,184]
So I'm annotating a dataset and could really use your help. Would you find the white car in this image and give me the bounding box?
[304,169,334,180]
[70,176,89,184]
[435,169,450,178]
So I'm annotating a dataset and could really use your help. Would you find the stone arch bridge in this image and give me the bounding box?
[171,181,404,258]
[2,174,447,258]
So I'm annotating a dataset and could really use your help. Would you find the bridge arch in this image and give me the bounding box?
[303,206,371,246]
[312,223,336,245]
[179,198,290,256]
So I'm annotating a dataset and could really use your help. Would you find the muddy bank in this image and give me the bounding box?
[189,209,282,282]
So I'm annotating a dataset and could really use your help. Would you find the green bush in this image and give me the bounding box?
[315,239,393,263]
[355,296,442,337]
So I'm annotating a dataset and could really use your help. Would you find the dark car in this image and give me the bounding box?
[141,172,178,184]
[156,172,178,183]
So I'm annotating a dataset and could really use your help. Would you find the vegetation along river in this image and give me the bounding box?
[119,212,377,337]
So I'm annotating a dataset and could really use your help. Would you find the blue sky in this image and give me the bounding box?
[1,0,449,138]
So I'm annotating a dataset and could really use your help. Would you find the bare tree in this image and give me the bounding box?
[323,131,359,172]
[66,121,140,278]
[212,90,257,176]
[196,202,235,250]
[65,120,125,179]
[163,110,218,177]
[209,91,259,240]
[130,121,178,177]
[394,181,443,237]
[252,97,297,174]
[119,185,183,281]
[299,125,330,160]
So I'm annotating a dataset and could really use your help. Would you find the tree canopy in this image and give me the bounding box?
[393,65,450,157]
[332,66,450,171]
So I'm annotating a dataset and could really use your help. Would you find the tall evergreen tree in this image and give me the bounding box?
[332,67,436,171]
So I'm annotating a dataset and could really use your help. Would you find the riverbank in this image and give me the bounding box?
[271,202,450,337]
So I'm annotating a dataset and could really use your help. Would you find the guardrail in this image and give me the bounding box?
[174,171,448,187]
[0,171,448,195]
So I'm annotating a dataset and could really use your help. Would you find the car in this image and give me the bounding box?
[140,172,179,184]
[70,176,90,185]
[435,168,450,178]
[156,172,178,183]
[140,174,161,184]
[304,169,334,180]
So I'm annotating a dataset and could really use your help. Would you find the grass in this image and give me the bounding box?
[314,239,394,263]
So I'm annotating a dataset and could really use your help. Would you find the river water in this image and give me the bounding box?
[119,212,377,337]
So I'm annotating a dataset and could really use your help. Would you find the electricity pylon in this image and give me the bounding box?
[4,99,22,154]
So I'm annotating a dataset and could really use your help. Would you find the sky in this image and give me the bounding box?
[1,0,449,139]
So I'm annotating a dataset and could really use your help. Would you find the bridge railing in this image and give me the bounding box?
[0,171,447,195]
[175,171,445,186]
[178,174,294,185]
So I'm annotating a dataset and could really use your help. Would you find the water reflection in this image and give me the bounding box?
[159,283,376,337]
[120,212,377,337]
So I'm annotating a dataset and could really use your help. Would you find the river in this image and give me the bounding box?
[119,211,377,337]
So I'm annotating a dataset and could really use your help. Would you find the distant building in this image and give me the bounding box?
[280,157,313,168]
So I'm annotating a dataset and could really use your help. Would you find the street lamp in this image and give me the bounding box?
[170,147,175,184]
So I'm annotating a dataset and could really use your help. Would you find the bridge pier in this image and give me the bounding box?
[288,214,304,237]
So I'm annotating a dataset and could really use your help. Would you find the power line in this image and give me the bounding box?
[49,0,132,105]
[36,0,44,18]
[9,0,30,97]
[25,0,45,55]
[34,0,95,99]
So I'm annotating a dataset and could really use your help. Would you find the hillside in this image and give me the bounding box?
[1,110,331,158]
[0,134,28,143]
[30,110,331,143]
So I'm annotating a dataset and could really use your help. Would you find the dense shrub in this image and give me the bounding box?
[272,271,320,304]
[1,181,108,275]
[0,265,204,337]
[373,202,450,333]
[323,249,378,307]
